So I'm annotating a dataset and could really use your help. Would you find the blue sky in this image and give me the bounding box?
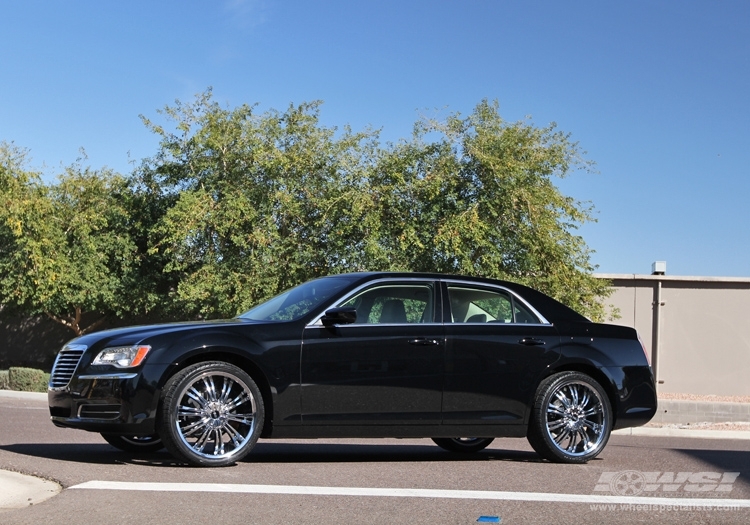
[2,0,749,277]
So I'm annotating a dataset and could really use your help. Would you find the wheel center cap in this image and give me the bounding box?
[565,407,585,430]
[203,402,228,427]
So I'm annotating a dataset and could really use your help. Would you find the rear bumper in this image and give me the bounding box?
[605,365,658,429]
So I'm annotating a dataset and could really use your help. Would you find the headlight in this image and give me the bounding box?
[92,345,151,368]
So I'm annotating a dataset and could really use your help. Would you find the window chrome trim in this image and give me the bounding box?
[306,276,551,327]
[307,277,439,327]
[441,278,552,325]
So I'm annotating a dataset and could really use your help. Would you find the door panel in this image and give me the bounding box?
[441,283,561,425]
[300,281,443,425]
[442,324,560,424]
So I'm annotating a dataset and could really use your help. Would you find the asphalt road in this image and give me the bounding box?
[1,392,749,525]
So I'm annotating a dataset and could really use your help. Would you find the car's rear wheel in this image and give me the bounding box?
[431,437,495,453]
[101,433,164,453]
[157,361,264,467]
[527,371,612,463]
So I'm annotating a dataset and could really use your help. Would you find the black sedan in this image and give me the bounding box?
[48,272,656,467]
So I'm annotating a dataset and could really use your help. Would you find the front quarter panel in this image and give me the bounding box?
[49,320,305,435]
[141,321,305,428]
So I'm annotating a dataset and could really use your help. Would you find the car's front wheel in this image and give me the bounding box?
[101,433,164,453]
[157,361,264,467]
[431,437,495,453]
[527,371,612,463]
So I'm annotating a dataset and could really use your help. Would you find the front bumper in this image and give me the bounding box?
[48,369,160,435]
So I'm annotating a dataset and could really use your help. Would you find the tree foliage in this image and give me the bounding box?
[137,92,611,320]
[367,100,612,318]
[0,143,140,335]
[135,91,381,318]
[1,92,613,334]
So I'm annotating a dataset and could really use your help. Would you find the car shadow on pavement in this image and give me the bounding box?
[0,443,183,467]
[0,441,544,467]
[245,441,544,464]
[674,447,750,478]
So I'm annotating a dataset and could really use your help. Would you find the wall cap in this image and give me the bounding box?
[595,273,750,284]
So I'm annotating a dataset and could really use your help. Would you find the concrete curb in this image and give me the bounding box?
[0,470,60,512]
[613,426,750,440]
[652,399,750,424]
[0,391,60,511]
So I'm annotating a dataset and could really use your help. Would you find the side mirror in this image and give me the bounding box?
[321,307,357,326]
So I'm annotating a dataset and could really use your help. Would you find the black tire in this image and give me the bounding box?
[527,371,612,464]
[157,361,264,467]
[431,437,495,453]
[101,433,164,453]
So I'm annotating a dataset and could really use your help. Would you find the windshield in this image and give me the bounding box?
[238,275,359,322]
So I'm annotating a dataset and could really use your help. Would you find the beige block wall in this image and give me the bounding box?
[598,274,750,397]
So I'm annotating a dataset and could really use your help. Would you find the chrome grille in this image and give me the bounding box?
[49,344,87,389]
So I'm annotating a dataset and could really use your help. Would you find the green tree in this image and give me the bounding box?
[0,143,45,312]
[0,147,140,335]
[137,92,611,321]
[367,100,612,319]
[136,90,379,318]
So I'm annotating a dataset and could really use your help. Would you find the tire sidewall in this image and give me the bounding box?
[530,371,612,463]
[158,361,264,467]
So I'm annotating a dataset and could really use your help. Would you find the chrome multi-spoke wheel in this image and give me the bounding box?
[527,372,612,463]
[158,362,264,467]
[101,433,164,453]
[432,437,494,453]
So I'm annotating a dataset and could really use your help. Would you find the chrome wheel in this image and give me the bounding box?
[545,380,607,456]
[527,372,612,463]
[159,362,264,467]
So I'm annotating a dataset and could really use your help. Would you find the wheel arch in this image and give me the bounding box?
[156,348,275,438]
[539,363,619,429]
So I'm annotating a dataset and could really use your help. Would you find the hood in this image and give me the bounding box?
[62,318,259,350]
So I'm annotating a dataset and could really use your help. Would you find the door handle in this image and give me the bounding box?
[408,338,440,346]
[519,337,546,346]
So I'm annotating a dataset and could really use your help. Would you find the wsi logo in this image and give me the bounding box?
[594,471,741,496]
